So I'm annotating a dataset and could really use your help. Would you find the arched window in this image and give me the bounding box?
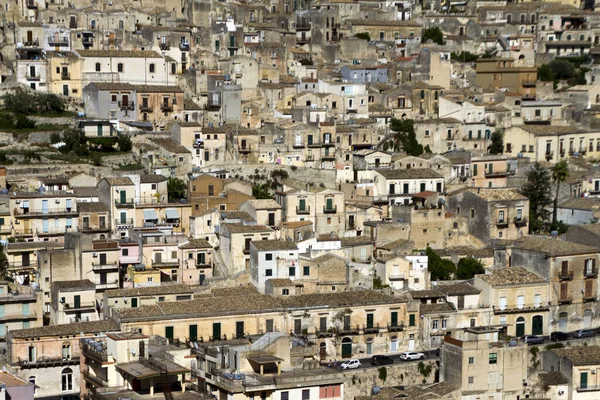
[149,63,155,73]
[62,343,71,360]
[117,63,124,72]
[61,368,73,391]
[95,63,101,72]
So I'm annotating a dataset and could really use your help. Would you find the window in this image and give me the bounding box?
[441,319,447,329]
[302,389,310,400]
[61,368,73,391]
[149,63,155,73]
[265,269,273,277]
[122,248,129,256]
[303,266,310,276]
[489,353,497,364]
[468,376,474,384]
[281,392,289,400]
[289,267,295,276]
[468,357,474,364]
[282,289,289,295]
[470,209,475,218]
[409,314,415,326]
[62,343,71,360]
[117,63,124,72]
[432,320,439,330]
[265,253,273,261]
[95,63,101,72]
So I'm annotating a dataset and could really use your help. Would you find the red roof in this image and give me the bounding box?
[412,191,437,199]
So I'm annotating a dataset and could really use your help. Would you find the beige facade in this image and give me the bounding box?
[10,192,79,240]
[475,58,537,98]
[97,177,137,234]
[50,280,99,324]
[0,282,42,338]
[470,156,512,188]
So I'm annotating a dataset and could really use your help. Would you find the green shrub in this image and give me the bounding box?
[354,32,371,41]
[118,134,132,152]
[14,114,36,129]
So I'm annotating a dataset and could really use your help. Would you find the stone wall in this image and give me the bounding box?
[340,360,438,398]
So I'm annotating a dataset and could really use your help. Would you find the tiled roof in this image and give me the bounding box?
[77,50,163,58]
[221,222,272,234]
[553,346,600,365]
[179,239,212,249]
[267,278,294,287]
[106,284,194,298]
[151,138,191,154]
[9,320,119,339]
[140,174,168,184]
[436,282,481,296]
[251,240,298,251]
[76,202,109,213]
[420,302,456,314]
[340,237,374,247]
[477,267,546,286]
[377,239,412,251]
[559,197,600,211]
[375,168,443,180]
[245,199,282,210]
[464,188,527,202]
[512,236,600,257]
[409,289,445,299]
[52,279,96,291]
[103,177,134,186]
[538,371,569,386]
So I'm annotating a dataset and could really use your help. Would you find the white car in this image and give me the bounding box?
[340,359,361,370]
[399,351,425,361]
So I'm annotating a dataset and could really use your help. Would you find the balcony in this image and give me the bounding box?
[485,170,509,178]
[81,341,108,363]
[118,101,135,111]
[321,140,335,147]
[47,36,69,46]
[559,271,573,281]
[82,370,108,387]
[492,303,550,314]
[558,297,572,304]
[293,142,305,148]
[307,141,320,148]
[95,280,119,290]
[16,356,78,368]
[114,218,134,226]
[37,227,74,236]
[239,145,252,153]
[63,301,96,311]
[296,206,310,215]
[296,23,311,31]
[297,37,311,44]
[114,198,134,207]
[91,262,119,271]
[179,42,190,51]
[80,224,109,233]
[0,311,37,321]
[160,103,174,112]
[139,103,153,113]
[305,154,315,161]
[25,73,40,81]
[387,324,404,332]
[340,324,360,335]
[315,329,334,338]
[514,217,528,227]
[152,260,179,268]
[21,38,40,47]
[584,268,598,278]
[159,42,171,51]
[323,205,337,214]
[578,384,600,392]
[545,151,554,161]
[14,208,77,218]
[584,294,596,302]
[61,72,70,80]
[363,324,380,334]
[522,94,536,101]
[521,80,536,87]
[495,220,509,228]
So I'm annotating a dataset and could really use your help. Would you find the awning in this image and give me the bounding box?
[165,208,179,220]
[143,209,159,221]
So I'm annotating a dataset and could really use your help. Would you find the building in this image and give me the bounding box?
[0,282,42,339]
[447,188,529,244]
[542,346,600,399]
[475,58,537,98]
[249,240,299,293]
[50,280,99,325]
[370,169,444,206]
[474,267,550,337]
[441,329,528,400]
[219,222,276,274]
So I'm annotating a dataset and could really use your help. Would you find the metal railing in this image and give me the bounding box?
[118,101,135,111]
[323,205,337,214]
[14,208,76,216]
[296,206,310,214]
[47,36,69,46]
[114,218,134,225]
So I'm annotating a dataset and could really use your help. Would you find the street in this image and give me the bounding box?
[324,350,439,371]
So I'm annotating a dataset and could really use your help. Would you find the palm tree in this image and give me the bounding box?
[551,160,569,225]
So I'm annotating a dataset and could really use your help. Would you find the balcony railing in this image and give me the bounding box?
[14,208,76,217]
[493,303,550,314]
[495,220,509,228]
[323,205,337,214]
[293,142,305,148]
[114,218,134,226]
[545,151,554,161]
[63,301,96,310]
[47,36,69,46]
[159,42,170,50]
[296,206,310,215]
[118,101,135,111]
[558,297,573,304]
[91,262,119,271]
[21,38,40,47]
[514,217,528,227]
[139,104,152,112]
[114,198,134,206]
[81,341,108,362]
[387,323,404,332]
[584,268,598,278]
[80,224,108,232]
[584,294,596,301]
[25,73,40,81]
[340,324,360,335]
[559,271,573,280]
[363,323,380,334]
[521,80,536,87]
[61,72,70,80]
[179,42,190,51]
[160,103,174,112]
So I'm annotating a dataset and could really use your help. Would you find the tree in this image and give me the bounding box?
[252,183,273,199]
[354,32,371,41]
[456,257,485,279]
[551,160,569,225]
[521,162,552,233]
[0,244,9,281]
[422,27,444,45]
[426,247,456,281]
[487,131,504,154]
[167,177,187,202]
[118,134,133,152]
[389,118,423,156]
[451,51,479,63]
[537,64,555,82]
[60,129,88,156]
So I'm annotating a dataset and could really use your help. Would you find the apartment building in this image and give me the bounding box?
[5,241,62,283]
[102,284,194,317]
[239,199,282,229]
[9,190,78,241]
[448,188,529,244]
[370,168,444,206]
[470,155,514,188]
[249,240,299,293]
[76,201,110,239]
[7,320,119,400]
[475,57,537,98]
[97,177,136,236]
[375,254,429,291]
[474,267,550,337]
[542,346,600,399]
[219,222,276,274]
[0,282,42,339]
[189,174,254,214]
[441,330,527,400]
[178,238,214,286]
[50,279,99,324]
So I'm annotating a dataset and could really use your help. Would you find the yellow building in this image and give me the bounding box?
[46,51,83,98]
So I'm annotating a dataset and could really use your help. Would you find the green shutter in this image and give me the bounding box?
[409,314,416,327]
[189,324,198,342]
[165,326,174,343]
[391,311,398,327]
[212,322,221,340]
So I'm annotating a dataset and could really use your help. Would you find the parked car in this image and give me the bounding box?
[370,355,393,366]
[574,329,595,338]
[550,331,570,341]
[521,335,544,344]
[340,359,361,370]
[400,352,425,361]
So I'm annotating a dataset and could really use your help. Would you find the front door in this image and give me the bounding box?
[42,218,49,233]
[341,338,352,358]
[62,84,69,96]
[100,273,107,285]
[120,190,126,204]
[319,343,326,360]
[532,315,543,335]
[99,253,107,265]
[236,321,244,339]
[212,322,221,340]
[366,341,372,354]
[165,326,174,343]
[22,253,30,267]
[74,295,80,309]
[189,324,197,342]
[516,317,525,337]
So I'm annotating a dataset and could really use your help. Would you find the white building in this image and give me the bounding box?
[249,240,299,293]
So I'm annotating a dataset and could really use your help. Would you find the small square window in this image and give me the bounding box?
[468,357,474,364]
[265,269,273,277]
[303,266,310,276]
[265,253,273,261]
[468,376,474,384]
[489,353,497,364]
